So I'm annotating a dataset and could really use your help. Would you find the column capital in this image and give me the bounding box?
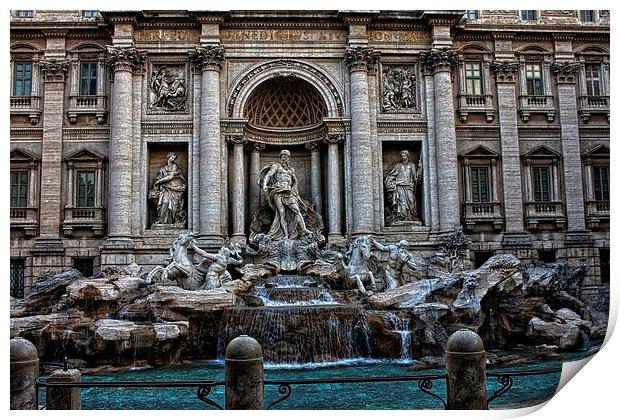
[325,134,344,145]
[228,135,246,145]
[344,46,380,73]
[305,141,321,152]
[190,46,225,72]
[491,61,520,83]
[106,46,146,72]
[248,141,266,152]
[419,48,458,74]
[40,59,69,83]
[551,61,580,84]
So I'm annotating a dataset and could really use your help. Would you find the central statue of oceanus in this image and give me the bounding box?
[249,149,324,244]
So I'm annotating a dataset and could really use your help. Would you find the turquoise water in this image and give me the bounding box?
[40,355,581,410]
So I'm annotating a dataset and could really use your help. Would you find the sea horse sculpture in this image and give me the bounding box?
[339,236,379,294]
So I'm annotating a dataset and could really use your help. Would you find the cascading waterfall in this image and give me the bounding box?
[383,312,412,360]
[255,287,337,306]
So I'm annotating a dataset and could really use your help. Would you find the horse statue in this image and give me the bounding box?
[339,236,380,294]
[146,232,205,290]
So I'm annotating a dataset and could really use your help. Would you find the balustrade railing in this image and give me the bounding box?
[519,95,554,110]
[579,95,609,110]
[526,201,563,215]
[10,207,38,221]
[459,94,493,109]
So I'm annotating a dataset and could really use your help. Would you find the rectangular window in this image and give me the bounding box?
[593,166,610,202]
[10,259,25,298]
[464,10,479,20]
[471,166,490,203]
[580,10,596,22]
[525,63,544,95]
[79,62,98,96]
[585,64,602,96]
[73,258,94,277]
[82,11,101,18]
[532,166,552,202]
[13,61,32,96]
[10,171,28,208]
[465,62,483,95]
[599,248,610,284]
[521,10,538,21]
[16,10,33,18]
[76,171,95,207]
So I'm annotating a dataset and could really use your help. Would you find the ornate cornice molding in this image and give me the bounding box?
[551,61,580,83]
[418,48,458,73]
[189,46,225,72]
[491,61,519,83]
[324,133,344,144]
[40,59,69,82]
[344,46,380,72]
[106,46,146,72]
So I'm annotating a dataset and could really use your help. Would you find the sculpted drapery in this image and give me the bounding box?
[385,150,422,223]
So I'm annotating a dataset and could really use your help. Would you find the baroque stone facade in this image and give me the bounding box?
[10,10,609,307]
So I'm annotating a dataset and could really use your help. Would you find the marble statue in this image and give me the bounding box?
[384,150,422,224]
[371,238,419,290]
[249,149,324,243]
[150,66,187,111]
[338,236,379,294]
[191,242,243,290]
[149,152,187,227]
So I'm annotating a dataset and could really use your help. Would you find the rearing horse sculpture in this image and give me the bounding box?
[340,236,379,294]
[146,232,204,290]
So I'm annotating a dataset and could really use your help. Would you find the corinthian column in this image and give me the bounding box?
[190,46,225,240]
[306,142,323,215]
[229,135,246,242]
[420,49,460,231]
[325,134,343,238]
[345,47,379,235]
[248,142,265,219]
[106,47,145,241]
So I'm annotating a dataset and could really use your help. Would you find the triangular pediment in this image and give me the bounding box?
[10,148,39,161]
[461,145,499,158]
[584,144,610,157]
[522,145,560,158]
[65,149,106,162]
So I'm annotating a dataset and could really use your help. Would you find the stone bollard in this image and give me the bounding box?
[225,335,264,409]
[446,329,487,410]
[46,367,82,410]
[10,338,39,410]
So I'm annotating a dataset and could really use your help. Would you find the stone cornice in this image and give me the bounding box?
[106,46,146,72]
[377,120,427,133]
[189,46,225,72]
[551,61,580,83]
[344,46,380,72]
[41,30,68,38]
[40,59,69,82]
[491,62,519,83]
[419,48,458,73]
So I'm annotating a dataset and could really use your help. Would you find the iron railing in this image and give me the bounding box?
[37,366,563,410]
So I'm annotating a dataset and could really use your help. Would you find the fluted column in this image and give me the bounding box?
[552,62,588,235]
[325,134,343,237]
[190,46,225,240]
[229,136,246,242]
[420,49,460,231]
[345,47,379,235]
[105,47,145,240]
[249,142,265,219]
[306,142,323,215]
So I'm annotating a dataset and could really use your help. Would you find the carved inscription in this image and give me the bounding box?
[369,31,430,44]
[134,29,200,42]
[221,29,347,42]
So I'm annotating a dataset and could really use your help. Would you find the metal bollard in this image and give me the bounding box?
[225,335,264,409]
[446,329,488,410]
[46,367,82,410]
[10,338,39,410]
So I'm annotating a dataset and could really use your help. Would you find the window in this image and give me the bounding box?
[532,166,552,202]
[79,62,98,96]
[584,64,602,96]
[464,62,482,95]
[471,166,490,203]
[521,10,538,21]
[580,10,596,22]
[525,64,543,95]
[10,171,28,208]
[82,11,101,18]
[74,258,94,277]
[13,61,32,96]
[16,10,33,18]
[593,166,609,202]
[76,170,96,207]
[10,259,25,298]
[599,248,609,284]
[464,10,479,20]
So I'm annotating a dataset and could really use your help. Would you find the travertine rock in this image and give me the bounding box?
[146,285,237,321]
[526,316,581,350]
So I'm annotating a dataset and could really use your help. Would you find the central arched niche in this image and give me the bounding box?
[243,76,327,128]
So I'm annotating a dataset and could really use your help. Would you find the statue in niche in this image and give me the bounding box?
[384,150,422,224]
[149,152,187,228]
[371,238,420,290]
[150,66,187,111]
[381,66,417,112]
[249,149,324,243]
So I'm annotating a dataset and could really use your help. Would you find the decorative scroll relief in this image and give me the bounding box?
[381,65,419,113]
[221,29,347,43]
[368,31,430,45]
[134,29,200,43]
[149,64,188,112]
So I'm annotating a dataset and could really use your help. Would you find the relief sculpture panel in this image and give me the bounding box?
[381,65,419,113]
[148,64,188,112]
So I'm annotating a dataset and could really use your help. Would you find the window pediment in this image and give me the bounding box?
[584,144,609,157]
[11,148,39,162]
[461,145,500,158]
[522,145,560,158]
[65,149,106,162]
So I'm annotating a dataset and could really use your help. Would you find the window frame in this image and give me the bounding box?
[584,63,602,96]
[79,61,98,96]
[10,170,29,208]
[580,10,597,23]
[464,62,483,95]
[470,166,491,203]
[593,165,610,202]
[525,63,544,96]
[532,165,553,202]
[12,61,33,97]
[16,10,34,18]
[520,10,538,21]
[76,170,96,208]
[464,10,479,20]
